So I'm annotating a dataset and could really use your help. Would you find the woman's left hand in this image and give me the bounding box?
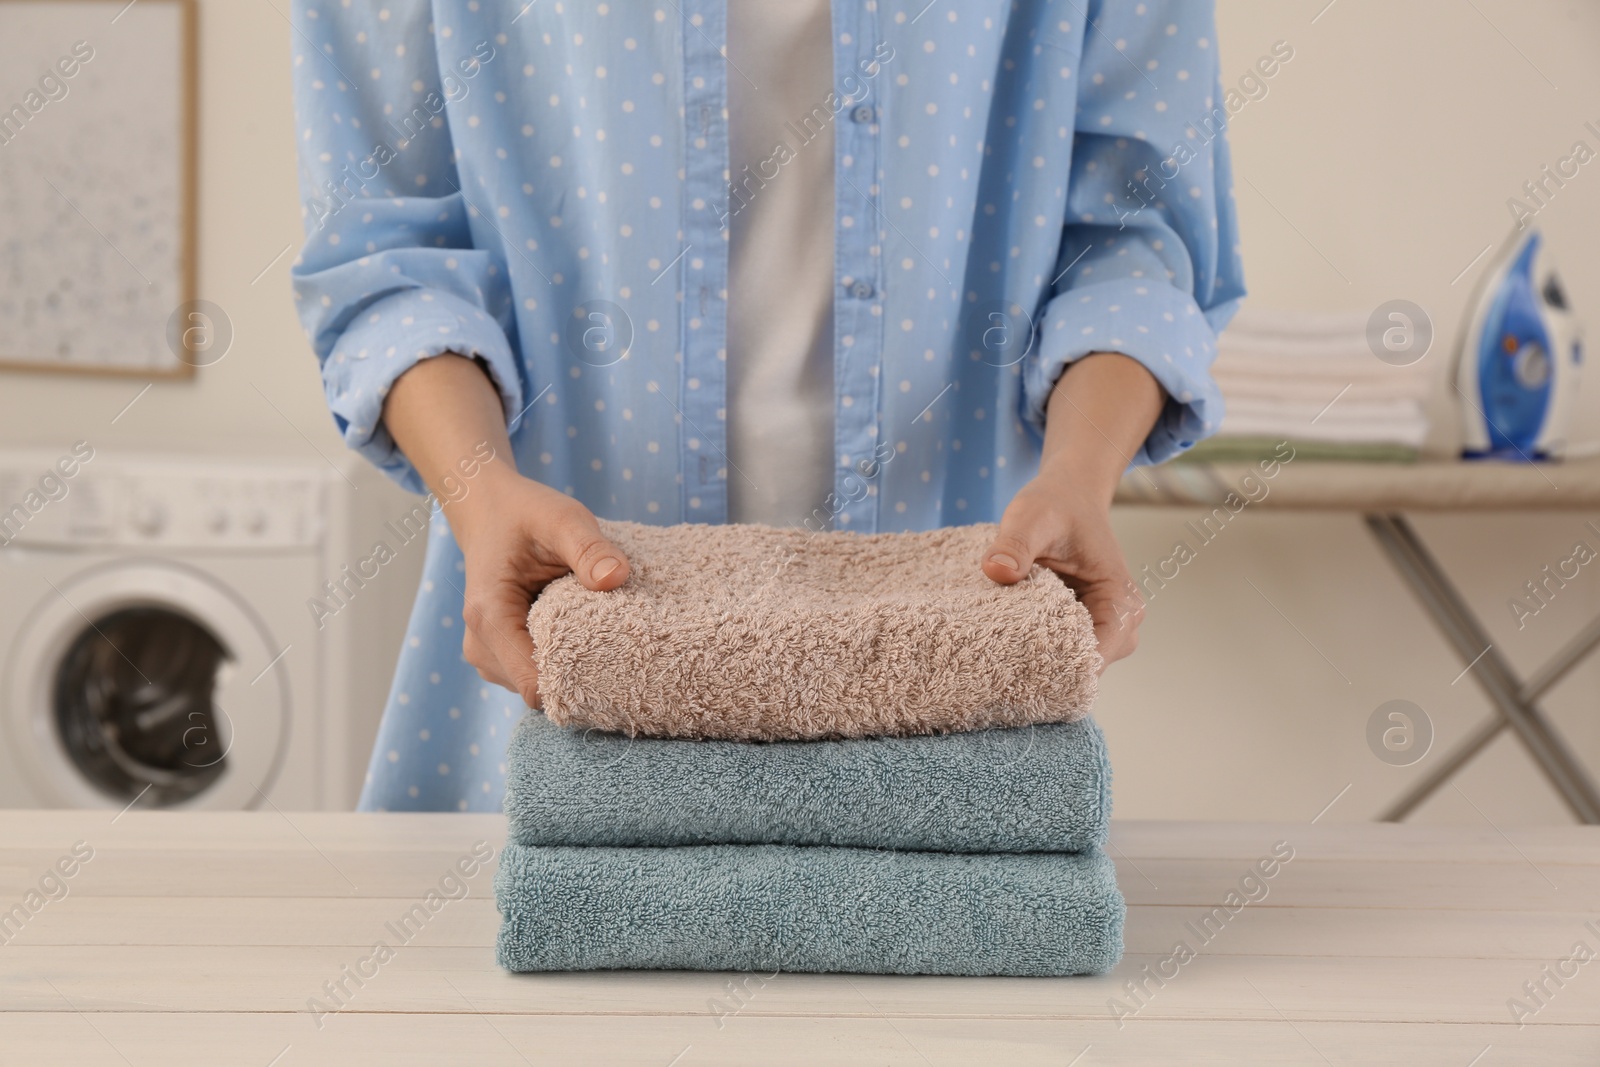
[977,351,1166,673]
[981,478,1141,672]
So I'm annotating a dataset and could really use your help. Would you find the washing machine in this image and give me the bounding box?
[0,449,364,811]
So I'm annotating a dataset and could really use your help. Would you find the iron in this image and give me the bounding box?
[1454,227,1583,460]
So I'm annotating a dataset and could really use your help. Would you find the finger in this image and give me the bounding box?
[550,506,632,591]
[461,627,511,689]
[462,587,544,708]
[982,496,1050,585]
[1076,576,1143,672]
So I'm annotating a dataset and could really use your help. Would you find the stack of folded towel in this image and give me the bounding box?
[497,520,1124,976]
[1189,307,1435,463]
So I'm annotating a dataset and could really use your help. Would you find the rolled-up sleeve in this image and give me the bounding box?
[1023,0,1246,466]
[289,0,522,493]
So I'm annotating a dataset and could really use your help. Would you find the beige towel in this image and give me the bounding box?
[527,520,1099,741]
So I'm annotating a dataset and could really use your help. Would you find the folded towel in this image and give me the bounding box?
[504,712,1112,853]
[1211,373,1432,406]
[1177,435,1420,464]
[1222,397,1424,424]
[1222,306,1373,339]
[527,520,1099,741]
[494,841,1124,976]
[1211,353,1433,393]
[1217,413,1429,447]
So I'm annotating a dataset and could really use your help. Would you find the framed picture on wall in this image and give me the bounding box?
[0,0,198,377]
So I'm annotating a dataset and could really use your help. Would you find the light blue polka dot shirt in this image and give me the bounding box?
[289,0,1245,811]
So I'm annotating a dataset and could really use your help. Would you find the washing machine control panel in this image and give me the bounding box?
[0,456,327,549]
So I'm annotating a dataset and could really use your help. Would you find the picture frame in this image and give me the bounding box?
[0,0,198,378]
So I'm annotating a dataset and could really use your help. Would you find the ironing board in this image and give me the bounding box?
[1114,457,1600,823]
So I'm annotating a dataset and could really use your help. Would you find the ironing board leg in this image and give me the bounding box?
[1378,716,1505,822]
[1363,512,1600,824]
[1377,613,1600,820]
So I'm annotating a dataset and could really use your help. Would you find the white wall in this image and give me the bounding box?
[2,0,1595,823]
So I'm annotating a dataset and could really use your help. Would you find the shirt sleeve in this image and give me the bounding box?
[1023,0,1247,466]
[288,0,522,494]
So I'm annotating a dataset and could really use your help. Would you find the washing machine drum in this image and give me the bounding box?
[54,606,231,807]
[7,561,289,810]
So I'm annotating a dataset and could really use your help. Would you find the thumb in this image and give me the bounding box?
[552,509,632,591]
[982,501,1048,585]
[1075,576,1139,672]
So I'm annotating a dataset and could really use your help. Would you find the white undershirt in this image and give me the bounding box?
[724,1,835,528]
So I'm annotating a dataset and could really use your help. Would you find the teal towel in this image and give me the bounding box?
[494,841,1124,976]
[505,712,1111,853]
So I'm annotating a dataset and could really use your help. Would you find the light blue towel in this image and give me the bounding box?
[495,841,1124,976]
[504,712,1111,853]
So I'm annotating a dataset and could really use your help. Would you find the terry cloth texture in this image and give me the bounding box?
[504,711,1112,853]
[527,520,1100,741]
[494,841,1125,976]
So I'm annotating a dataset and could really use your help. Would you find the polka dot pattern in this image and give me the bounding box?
[290,0,1244,812]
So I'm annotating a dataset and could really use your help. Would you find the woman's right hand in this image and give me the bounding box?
[448,469,630,708]
[382,353,629,710]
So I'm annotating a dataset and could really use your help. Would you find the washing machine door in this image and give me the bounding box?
[5,559,289,810]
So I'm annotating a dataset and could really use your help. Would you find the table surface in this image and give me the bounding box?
[1113,456,1600,510]
[2,812,1596,1066]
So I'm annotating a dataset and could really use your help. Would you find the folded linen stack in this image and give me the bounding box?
[1190,307,1435,463]
[497,520,1124,976]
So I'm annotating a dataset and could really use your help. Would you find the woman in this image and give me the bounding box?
[290,0,1244,811]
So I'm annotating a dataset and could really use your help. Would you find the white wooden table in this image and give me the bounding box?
[2,813,1597,1065]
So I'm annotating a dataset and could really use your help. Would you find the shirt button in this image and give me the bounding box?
[851,105,874,124]
[850,281,874,299]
